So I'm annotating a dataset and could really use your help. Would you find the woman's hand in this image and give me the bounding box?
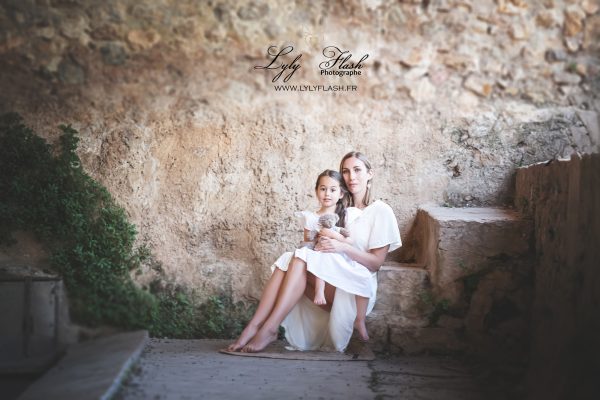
[315,236,347,253]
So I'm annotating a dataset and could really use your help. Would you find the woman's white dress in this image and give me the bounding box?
[272,200,401,352]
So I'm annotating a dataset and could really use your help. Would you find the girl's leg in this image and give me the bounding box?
[305,272,335,312]
[242,257,308,352]
[313,277,327,305]
[227,268,286,351]
[354,296,370,342]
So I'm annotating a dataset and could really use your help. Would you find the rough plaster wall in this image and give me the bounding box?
[0,0,599,300]
[515,153,600,400]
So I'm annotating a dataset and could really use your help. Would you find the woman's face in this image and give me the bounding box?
[341,157,372,197]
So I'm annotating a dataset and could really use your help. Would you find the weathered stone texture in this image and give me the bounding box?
[368,262,430,351]
[373,262,429,319]
[414,205,533,303]
[0,0,598,306]
[515,153,600,400]
[369,259,469,354]
[408,205,534,359]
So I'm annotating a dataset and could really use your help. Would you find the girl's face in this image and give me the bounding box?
[316,176,344,209]
[341,156,372,198]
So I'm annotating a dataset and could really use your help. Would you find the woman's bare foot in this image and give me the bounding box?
[354,318,369,342]
[240,327,278,353]
[313,292,327,305]
[227,323,260,352]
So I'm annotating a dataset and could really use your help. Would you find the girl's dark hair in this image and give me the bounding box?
[315,169,348,228]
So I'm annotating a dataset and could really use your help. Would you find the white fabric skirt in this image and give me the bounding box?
[274,248,373,297]
[272,251,377,352]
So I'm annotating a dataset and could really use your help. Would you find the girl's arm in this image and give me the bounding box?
[318,227,353,244]
[303,228,312,242]
[315,237,389,272]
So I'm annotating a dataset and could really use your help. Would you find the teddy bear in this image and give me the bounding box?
[302,213,350,249]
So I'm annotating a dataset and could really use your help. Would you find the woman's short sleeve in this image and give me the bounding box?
[367,201,402,252]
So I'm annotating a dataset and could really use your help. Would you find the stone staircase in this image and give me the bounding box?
[369,204,534,360]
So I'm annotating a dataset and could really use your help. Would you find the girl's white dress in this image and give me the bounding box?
[294,207,371,296]
[272,200,401,352]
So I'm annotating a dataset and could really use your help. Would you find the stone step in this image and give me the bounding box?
[373,261,428,320]
[368,262,430,345]
[17,330,148,400]
[413,204,533,305]
[369,262,470,355]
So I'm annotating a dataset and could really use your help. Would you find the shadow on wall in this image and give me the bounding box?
[515,153,600,400]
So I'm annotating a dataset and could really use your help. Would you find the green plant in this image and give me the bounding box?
[430,298,450,325]
[149,283,200,338]
[462,267,493,304]
[420,291,450,326]
[197,295,257,339]
[517,196,529,211]
[0,113,245,338]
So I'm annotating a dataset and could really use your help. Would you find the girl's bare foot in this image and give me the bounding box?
[313,292,327,305]
[240,327,278,353]
[227,323,260,352]
[354,318,369,342]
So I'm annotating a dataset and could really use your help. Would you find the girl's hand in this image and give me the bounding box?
[315,236,346,253]
[318,227,336,239]
[319,227,347,242]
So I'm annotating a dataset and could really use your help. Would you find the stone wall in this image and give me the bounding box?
[0,0,599,301]
[515,153,599,400]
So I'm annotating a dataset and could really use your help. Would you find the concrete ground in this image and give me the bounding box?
[115,339,495,400]
[6,331,508,400]
[1,374,40,400]
[12,330,148,400]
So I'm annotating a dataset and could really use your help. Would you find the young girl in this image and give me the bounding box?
[296,169,372,341]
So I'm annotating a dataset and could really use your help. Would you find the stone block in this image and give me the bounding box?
[0,274,76,372]
[515,154,600,398]
[463,268,532,360]
[368,312,430,352]
[414,205,533,305]
[368,262,430,348]
[0,283,24,337]
[373,262,429,318]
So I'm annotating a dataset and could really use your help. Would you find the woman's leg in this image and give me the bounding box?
[354,296,369,341]
[242,257,308,352]
[227,268,286,351]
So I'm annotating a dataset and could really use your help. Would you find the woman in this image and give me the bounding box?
[228,151,401,353]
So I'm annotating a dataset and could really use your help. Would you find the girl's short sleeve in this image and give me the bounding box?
[294,210,318,230]
[366,202,402,252]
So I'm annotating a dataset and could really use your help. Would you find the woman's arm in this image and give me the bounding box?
[315,237,389,272]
